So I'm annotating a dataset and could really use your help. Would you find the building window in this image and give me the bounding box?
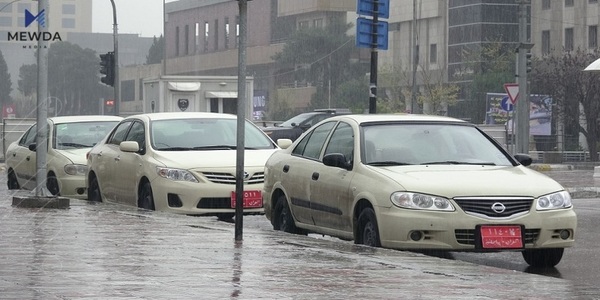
[591,0,598,3]
[565,0,574,7]
[204,22,209,52]
[175,26,180,56]
[236,16,240,48]
[224,17,229,49]
[121,80,135,102]
[313,18,323,28]
[195,22,200,53]
[590,25,598,48]
[62,4,76,14]
[138,79,143,101]
[542,0,551,9]
[0,17,12,27]
[62,18,75,29]
[298,20,309,29]
[542,30,550,55]
[184,24,189,55]
[214,19,219,51]
[430,44,437,64]
[564,28,574,51]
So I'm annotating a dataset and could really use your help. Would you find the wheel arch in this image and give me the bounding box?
[352,198,375,239]
[137,176,151,207]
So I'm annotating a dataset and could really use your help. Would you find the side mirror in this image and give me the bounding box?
[514,153,532,166]
[323,153,352,170]
[28,143,37,151]
[277,139,293,149]
[119,141,140,153]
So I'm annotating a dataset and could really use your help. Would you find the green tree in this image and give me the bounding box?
[530,48,600,161]
[0,50,12,108]
[18,64,37,96]
[146,35,164,65]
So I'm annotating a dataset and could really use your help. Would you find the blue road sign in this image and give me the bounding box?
[356,17,389,50]
[357,0,390,19]
[500,96,514,112]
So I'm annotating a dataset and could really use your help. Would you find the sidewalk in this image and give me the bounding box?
[1,193,599,299]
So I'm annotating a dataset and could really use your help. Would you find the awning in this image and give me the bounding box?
[205,91,238,98]
[168,82,201,91]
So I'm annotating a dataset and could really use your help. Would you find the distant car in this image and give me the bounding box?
[5,115,123,199]
[261,109,351,142]
[85,112,279,219]
[263,114,577,268]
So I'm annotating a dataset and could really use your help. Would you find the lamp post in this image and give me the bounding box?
[109,0,120,115]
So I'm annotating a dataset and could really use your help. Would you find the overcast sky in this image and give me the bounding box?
[92,0,176,38]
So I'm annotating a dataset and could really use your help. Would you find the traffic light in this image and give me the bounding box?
[104,99,115,115]
[526,52,532,73]
[99,52,115,86]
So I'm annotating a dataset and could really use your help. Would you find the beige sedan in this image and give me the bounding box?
[5,115,123,199]
[263,114,577,268]
[86,112,278,219]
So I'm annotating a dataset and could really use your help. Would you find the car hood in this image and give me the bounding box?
[55,148,90,164]
[369,165,564,198]
[153,149,277,169]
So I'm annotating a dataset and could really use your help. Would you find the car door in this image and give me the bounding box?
[96,120,133,202]
[113,120,146,206]
[309,121,355,231]
[282,121,336,225]
[7,124,39,190]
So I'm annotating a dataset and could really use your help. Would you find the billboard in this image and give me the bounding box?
[485,93,552,136]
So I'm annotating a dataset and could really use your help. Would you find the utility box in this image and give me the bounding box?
[142,75,254,116]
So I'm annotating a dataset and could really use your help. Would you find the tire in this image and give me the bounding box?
[356,208,381,247]
[273,194,302,234]
[88,175,102,202]
[46,172,60,196]
[7,168,20,190]
[139,181,155,210]
[522,248,564,268]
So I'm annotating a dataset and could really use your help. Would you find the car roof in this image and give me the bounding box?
[48,115,124,124]
[327,113,470,125]
[125,112,238,121]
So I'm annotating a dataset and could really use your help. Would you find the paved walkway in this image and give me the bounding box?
[0,166,599,299]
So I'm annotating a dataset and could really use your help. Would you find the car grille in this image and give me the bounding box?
[453,197,533,218]
[197,197,231,209]
[455,229,540,245]
[202,172,264,184]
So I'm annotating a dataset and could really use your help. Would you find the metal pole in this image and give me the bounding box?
[163,0,167,76]
[516,0,530,154]
[35,0,50,197]
[110,0,120,116]
[368,0,378,114]
[235,0,248,241]
[410,0,419,114]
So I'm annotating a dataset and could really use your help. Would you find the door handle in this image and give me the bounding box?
[312,172,319,180]
[283,165,289,173]
[26,156,30,161]
[114,156,120,161]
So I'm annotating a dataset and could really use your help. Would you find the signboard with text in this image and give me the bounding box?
[485,93,552,136]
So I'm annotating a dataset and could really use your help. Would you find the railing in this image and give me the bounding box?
[529,151,596,163]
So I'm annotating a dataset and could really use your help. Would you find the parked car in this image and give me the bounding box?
[5,115,123,199]
[263,114,577,268]
[261,109,351,142]
[86,112,279,219]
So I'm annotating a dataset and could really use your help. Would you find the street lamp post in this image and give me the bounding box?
[109,0,120,115]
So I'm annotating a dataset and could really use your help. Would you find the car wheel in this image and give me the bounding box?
[7,168,20,190]
[522,248,564,268]
[273,194,302,234]
[356,208,381,247]
[139,181,155,210]
[46,172,60,196]
[88,174,103,202]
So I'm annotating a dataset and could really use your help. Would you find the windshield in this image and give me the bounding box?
[361,123,514,167]
[54,121,120,149]
[151,118,275,150]
[279,113,318,127]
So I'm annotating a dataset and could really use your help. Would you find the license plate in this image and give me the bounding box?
[480,225,523,249]
[230,190,263,208]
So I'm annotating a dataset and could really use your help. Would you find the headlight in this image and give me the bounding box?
[536,191,572,210]
[64,164,87,176]
[156,167,199,183]
[390,192,455,211]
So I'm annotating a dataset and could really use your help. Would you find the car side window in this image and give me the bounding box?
[108,121,133,146]
[19,125,37,146]
[324,122,354,163]
[292,121,336,159]
[125,121,145,151]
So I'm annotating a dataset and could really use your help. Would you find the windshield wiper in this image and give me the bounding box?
[421,161,496,166]
[367,161,413,166]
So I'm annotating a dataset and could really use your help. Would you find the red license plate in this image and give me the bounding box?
[480,225,523,249]
[230,190,263,208]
